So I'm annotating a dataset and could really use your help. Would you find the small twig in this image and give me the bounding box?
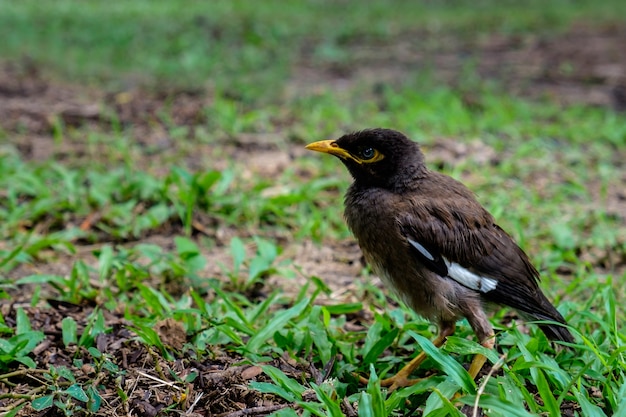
[79,210,102,232]
[0,385,48,413]
[0,399,27,413]
[135,370,183,391]
[186,392,203,414]
[473,354,507,417]
[148,346,168,381]
[191,220,212,236]
[90,370,107,389]
[0,393,33,400]
[342,396,358,417]
[0,368,49,380]
[322,355,336,381]
[216,404,290,417]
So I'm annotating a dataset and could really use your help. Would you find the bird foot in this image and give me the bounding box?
[381,373,423,392]
[355,372,423,392]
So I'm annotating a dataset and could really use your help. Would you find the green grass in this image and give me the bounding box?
[2,0,626,96]
[1,0,626,416]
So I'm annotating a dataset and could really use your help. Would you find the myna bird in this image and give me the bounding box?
[306,128,574,391]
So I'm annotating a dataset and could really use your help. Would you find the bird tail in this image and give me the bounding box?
[519,300,575,343]
[538,322,575,343]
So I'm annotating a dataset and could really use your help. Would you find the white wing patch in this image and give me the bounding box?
[407,237,498,293]
[407,238,435,261]
[445,260,498,293]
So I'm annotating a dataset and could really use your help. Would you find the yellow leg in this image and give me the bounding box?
[467,354,487,379]
[467,333,495,379]
[358,323,455,392]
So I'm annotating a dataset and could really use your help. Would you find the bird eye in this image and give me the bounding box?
[361,147,375,159]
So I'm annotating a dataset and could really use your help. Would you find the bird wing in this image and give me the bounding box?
[397,199,549,316]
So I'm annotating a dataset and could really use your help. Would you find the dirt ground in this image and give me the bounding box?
[1,23,626,416]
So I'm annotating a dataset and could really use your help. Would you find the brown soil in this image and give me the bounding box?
[1,22,626,416]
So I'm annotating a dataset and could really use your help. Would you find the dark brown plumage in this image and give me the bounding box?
[306,128,573,390]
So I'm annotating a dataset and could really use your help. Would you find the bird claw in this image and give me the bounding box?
[356,373,370,385]
[354,372,423,392]
[380,374,423,392]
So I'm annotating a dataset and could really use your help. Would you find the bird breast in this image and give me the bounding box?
[344,186,469,322]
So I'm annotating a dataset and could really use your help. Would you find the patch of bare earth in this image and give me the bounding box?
[1,22,626,415]
[1,304,305,416]
[292,23,626,109]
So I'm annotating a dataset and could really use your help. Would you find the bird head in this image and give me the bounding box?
[306,128,427,191]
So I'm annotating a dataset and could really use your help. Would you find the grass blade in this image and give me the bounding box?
[61,317,78,347]
[460,394,537,417]
[363,328,399,365]
[260,365,307,398]
[410,331,476,394]
[310,382,343,417]
[246,297,309,353]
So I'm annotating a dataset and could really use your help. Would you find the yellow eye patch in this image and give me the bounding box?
[357,147,384,163]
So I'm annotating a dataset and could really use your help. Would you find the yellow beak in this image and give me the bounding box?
[305,140,355,161]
